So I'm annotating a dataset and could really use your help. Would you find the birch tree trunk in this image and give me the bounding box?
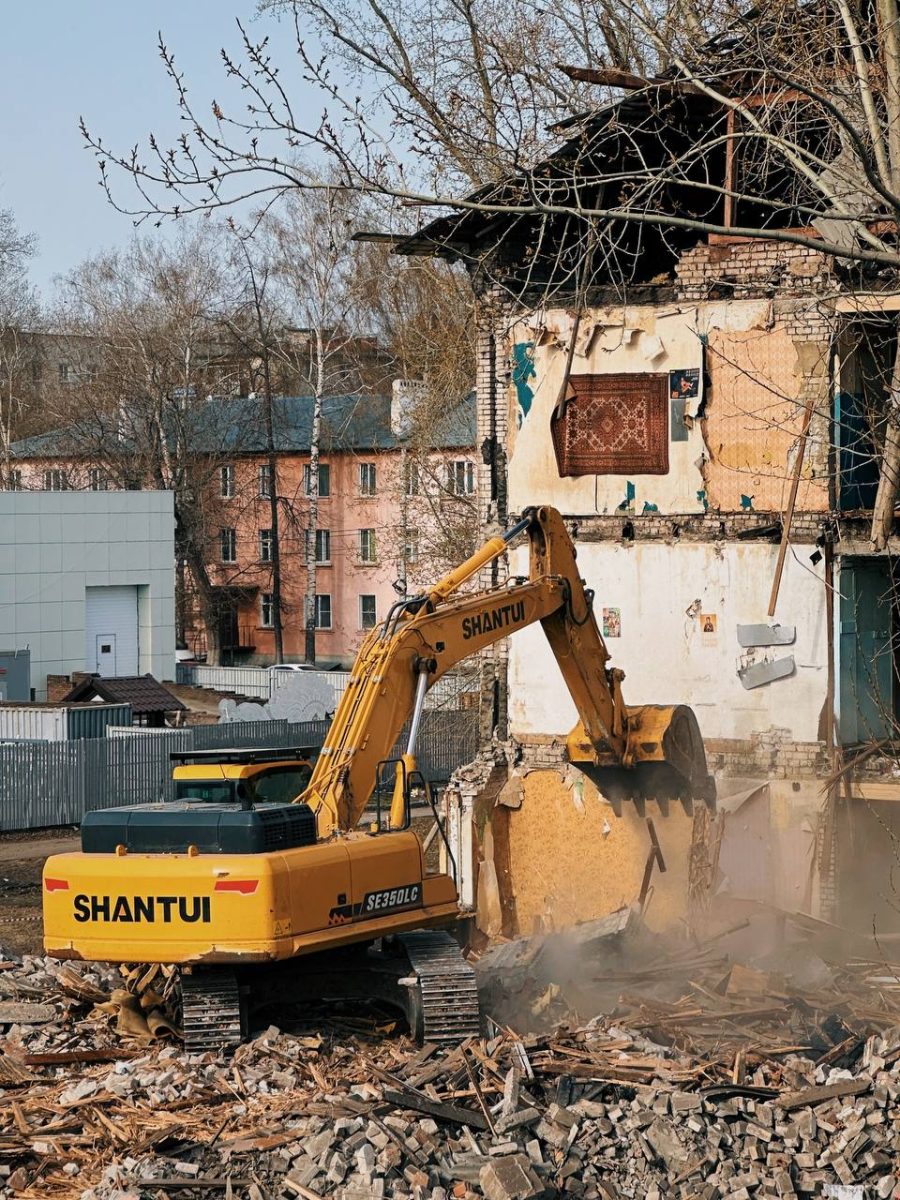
[304,330,324,663]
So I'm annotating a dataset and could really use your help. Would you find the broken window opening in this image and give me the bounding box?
[835,315,898,513]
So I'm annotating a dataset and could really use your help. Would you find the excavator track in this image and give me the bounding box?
[181,968,245,1054]
[398,930,481,1043]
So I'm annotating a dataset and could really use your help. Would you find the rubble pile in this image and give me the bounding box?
[0,940,899,1200]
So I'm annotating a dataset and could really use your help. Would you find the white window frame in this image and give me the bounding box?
[359,462,377,496]
[258,463,273,498]
[7,469,22,491]
[306,528,331,565]
[448,459,475,496]
[220,527,237,564]
[259,528,274,563]
[58,362,71,384]
[221,464,235,499]
[314,593,332,630]
[260,592,274,628]
[89,467,109,492]
[359,594,377,629]
[404,528,420,564]
[43,468,69,491]
[358,528,377,564]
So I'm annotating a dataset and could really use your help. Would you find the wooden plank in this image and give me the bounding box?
[778,1077,871,1111]
[381,1087,490,1130]
[24,1049,139,1066]
[768,390,817,617]
[135,1180,250,1191]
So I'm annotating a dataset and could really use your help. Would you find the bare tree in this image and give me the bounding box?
[265,185,366,663]
[53,229,246,664]
[222,234,287,662]
[0,209,40,485]
[354,244,479,578]
[76,0,900,555]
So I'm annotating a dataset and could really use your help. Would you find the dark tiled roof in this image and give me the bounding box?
[11,393,476,459]
[63,674,186,714]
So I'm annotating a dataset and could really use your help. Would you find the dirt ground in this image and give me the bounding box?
[0,828,79,957]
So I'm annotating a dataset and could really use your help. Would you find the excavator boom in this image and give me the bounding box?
[303,505,715,836]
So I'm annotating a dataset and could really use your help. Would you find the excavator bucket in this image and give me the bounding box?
[567,704,716,813]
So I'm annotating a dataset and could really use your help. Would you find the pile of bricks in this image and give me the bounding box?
[1,942,899,1200]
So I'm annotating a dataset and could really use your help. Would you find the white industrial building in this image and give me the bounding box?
[0,491,176,700]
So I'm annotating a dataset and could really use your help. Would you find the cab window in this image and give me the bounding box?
[249,765,312,805]
[175,781,236,803]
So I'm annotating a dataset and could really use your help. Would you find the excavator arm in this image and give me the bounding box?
[302,506,715,836]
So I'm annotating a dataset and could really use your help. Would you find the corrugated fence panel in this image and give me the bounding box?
[0,712,479,831]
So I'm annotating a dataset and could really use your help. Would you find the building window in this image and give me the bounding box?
[260,592,274,628]
[304,463,330,498]
[220,464,235,498]
[315,594,332,629]
[6,469,21,491]
[89,467,108,492]
[258,463,273,498]
[405,460,420,497]
[220,527,237,563]
[358,528,377,563]
[360,594,377,629]
[259,528,274,562]
[58,362,71,384]
[359,462,377,495]
[404,528,420,564]
[447,460,475,496]
[30,361,42,384]
[305,528,331,564]
[43,469,69,491]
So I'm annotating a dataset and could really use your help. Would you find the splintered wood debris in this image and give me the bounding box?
[0,932,898,1200]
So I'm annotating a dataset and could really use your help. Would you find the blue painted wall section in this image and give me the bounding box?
[512,342,536,428]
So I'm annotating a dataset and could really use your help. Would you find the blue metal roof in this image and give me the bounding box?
[11,393,476,458]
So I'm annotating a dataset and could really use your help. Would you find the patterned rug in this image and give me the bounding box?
[551,372,669,476]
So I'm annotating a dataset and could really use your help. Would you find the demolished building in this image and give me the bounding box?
[388,32,900,942]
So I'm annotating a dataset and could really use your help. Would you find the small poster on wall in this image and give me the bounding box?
[602,607,621,638]
[700,613,718,634]
[669,367,701,400]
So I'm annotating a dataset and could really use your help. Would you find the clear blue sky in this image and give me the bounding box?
[0,1,321,292]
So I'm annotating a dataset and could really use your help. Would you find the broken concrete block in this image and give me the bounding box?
[479,1154,545,1200]
[645,1117,689,1172]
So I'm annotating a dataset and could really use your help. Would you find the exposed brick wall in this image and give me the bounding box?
[45,674,72,703]
[676,240,834,302]
[515,732,831,780]
[568,510,828,542]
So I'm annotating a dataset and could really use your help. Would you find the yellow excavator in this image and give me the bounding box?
[43,506,714,1049]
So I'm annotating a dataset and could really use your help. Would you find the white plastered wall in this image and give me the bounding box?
[508,540,827,743]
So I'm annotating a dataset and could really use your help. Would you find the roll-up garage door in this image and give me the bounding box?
[84,586,139,676]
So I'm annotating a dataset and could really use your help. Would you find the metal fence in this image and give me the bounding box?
[176,663,479,710]
[0,711,479,832]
